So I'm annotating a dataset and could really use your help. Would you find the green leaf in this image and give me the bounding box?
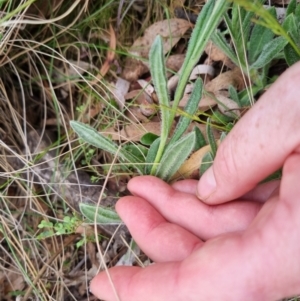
[251,36,288,69]
[38,220,53,229]
[240,8,257,42]
[206,118,217,158]
[211,110,235,125]
[70,121,143,174]
[145,137,161,175]
[248,7,276,64]
[284,44,300,66]
[80,203,122,224]
[149,35,171,174]
[169,78,203,145]
[71,121,119,154]
[282,13,299,42]
[238,85,262,107]
[199,151,214,175]
[286,0,297,16]
[211,31,240,67]
[122,144,148,163]
[228,85,241,107]
[295,4,300,19]
[282,13,300,65]
[140,132,159,145]
[156,132,196,181]
[194,127,207,151]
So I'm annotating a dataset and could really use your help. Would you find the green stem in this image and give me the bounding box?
[170,0,230,124]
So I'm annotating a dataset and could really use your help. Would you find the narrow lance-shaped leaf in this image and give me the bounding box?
[282,13,300,66]
[149,35,171,174]
[70,121,143,174]
[80,203,122,224]
[206,118,217,158]
[70,121,119,154]
[251,36,288,69]
[156,131,196,181]
[194,126,207,151]
[171,0,230,124]
[228,85,241,107]
[169,78,203,145]
[211,31,240,67]
[144,137,160,175]
[248,7,276,64]
[199,151,214,175]
[286,0,296,16]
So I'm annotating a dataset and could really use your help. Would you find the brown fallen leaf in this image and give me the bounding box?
[125,88,157,117]
[103,122,175,141]
[215,92,241,118]
[205,40,236,69]
[176,94,217,112]
[96,24,116,81]
[205,67,246,93]
[126,107,150,123]
[122,18,192,81]
[168,63,215,92]
[110,77,130,109]
[165,53,185,76]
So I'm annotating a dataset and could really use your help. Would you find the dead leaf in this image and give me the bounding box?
[122,58,149,82]
[168,64,215,92]
[129,18,192,58]
[177,93,217,112]
[137,79,154,96]
[215,92,241,118]
[126,107,150,123]
[189,64,215,80]
[205,67,246,93]
[125,88,157,117]
[0,269,25,299]
[205,40,236,69]
[122,18,192,81]
[110,77,130,109]
[103,122,175,141]
[96,24,116,80]
[165,54,185,76]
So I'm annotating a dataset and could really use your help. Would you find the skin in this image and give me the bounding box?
[90,62,300,300]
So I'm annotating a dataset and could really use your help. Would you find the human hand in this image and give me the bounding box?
[90,62,300,301]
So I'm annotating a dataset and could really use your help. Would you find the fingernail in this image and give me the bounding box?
[197,167,217,200]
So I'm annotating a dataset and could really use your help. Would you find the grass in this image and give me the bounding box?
[0,0,299,300]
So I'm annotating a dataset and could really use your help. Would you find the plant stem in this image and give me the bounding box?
[170,0,230,124]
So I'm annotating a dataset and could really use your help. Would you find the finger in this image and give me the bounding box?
[128,176,262,240]
[280,152,300,213]
[90,233,267,301]
[90,262,183,301]
[116,196,203,262]
[171,179,198,194]
[197,62,300,204]
[240,180,280,202]
[174,179,280,202]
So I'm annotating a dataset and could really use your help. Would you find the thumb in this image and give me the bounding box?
[197,62,300,204]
